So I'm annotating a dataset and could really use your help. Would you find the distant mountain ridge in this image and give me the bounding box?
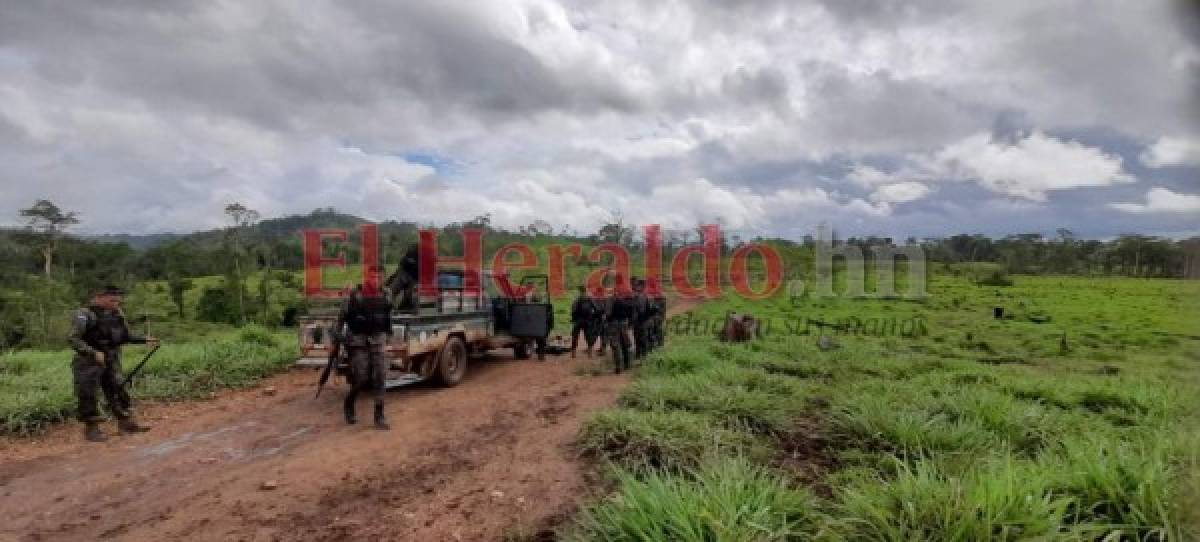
[82,209,383,250]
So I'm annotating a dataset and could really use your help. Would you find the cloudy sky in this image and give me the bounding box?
[1,1,1197,239]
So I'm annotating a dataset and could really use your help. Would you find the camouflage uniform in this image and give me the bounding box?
[603,292,634,373]
[569,290,598,356]
[631,280,651,359]
[68,304,149,439]
[650,295,667,348]
[334,287,394,429]
[591,292,608,355]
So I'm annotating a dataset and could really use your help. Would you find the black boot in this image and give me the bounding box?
[373,402,389,431]
[343,396,357,425]
[84,422,107,442]
[117,417,151,434]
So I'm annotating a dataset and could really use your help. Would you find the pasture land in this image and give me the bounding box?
[570,274,1200,540]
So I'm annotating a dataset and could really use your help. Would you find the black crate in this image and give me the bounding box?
[509,303,551,338]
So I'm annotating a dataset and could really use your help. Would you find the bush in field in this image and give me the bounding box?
[976,267,1014,287]
[238,324,278,347]
[566,458,820,541]
[195,285,239,324]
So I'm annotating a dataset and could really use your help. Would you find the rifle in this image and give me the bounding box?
[121,343,162,388]
[121,314,160,388]
[315,337,341,398]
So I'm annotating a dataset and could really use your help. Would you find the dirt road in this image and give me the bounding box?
[0,299,700,542]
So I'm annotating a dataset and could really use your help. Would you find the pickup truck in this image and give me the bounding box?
[297,271,554,390]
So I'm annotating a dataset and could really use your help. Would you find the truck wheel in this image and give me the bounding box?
[437,336,468,387]
[513,341,531,360]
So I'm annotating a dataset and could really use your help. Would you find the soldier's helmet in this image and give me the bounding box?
[96,285,126,297]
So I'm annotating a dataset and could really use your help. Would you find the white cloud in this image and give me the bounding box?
[924,131,1135,201]
[870,182,931,204]
[1140,136,1200,168]
[645,178,766,230]
[847,164,904,187]
[1109,187,1200,214]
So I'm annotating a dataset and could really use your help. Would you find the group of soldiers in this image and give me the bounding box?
[568,276,666,373]
[67,271,667,442]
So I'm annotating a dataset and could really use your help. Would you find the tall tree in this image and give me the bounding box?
[18,200,79,277]
[224,202,259,325]
[167,275,193,318]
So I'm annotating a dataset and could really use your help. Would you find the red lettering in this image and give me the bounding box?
[670,224,722,299]
[547,244,582,298]
[585,243,632,295]
[359,224,381,296]
[643,225,663,297]
[418,229,484,296]
[492,243,539,299]
[303,229,348,298]
[730,243,783,299]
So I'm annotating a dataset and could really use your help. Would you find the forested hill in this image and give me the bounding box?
[86,208,375,251]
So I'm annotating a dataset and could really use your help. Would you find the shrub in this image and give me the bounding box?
[238,324,278,347]
[976,268,1014,287]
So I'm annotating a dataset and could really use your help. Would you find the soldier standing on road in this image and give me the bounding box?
[526,289,555,361]
[333,283,394,430]
[651,293,668,348]
[569,285,598,358]
[591,286,608,357]
[631,277,652,359]
[69,285,158,442]
[603,274,634,373]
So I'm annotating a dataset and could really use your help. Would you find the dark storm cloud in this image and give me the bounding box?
[0,0,1196,237]
[0,1,641,134]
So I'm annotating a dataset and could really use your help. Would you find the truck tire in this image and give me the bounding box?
[513,340,531,360]
[437,336,468,387]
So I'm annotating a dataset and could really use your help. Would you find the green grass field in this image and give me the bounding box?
[0,326,297,434]
[568,274,1200,541]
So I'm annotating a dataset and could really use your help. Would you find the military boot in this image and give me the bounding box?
[117,417,151,434]
[373,401,389,431]
[84,422,107,442]
[343,396,357,425]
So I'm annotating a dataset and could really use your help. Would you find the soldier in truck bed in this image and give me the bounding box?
[384,243,420,311]
[333,283,394,430]
[69,285,158,442]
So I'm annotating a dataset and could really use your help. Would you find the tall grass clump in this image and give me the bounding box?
[566,458,821,542]
[831,456,1074,540]
[619,365,809,434]
[578,408,767,470]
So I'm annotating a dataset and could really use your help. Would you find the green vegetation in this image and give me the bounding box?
[0,327,296,434]
[567,274,1200,540]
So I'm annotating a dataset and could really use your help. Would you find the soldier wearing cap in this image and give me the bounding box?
[68,285,158,442]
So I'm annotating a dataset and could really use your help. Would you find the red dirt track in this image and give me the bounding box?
[0,299,700,542]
